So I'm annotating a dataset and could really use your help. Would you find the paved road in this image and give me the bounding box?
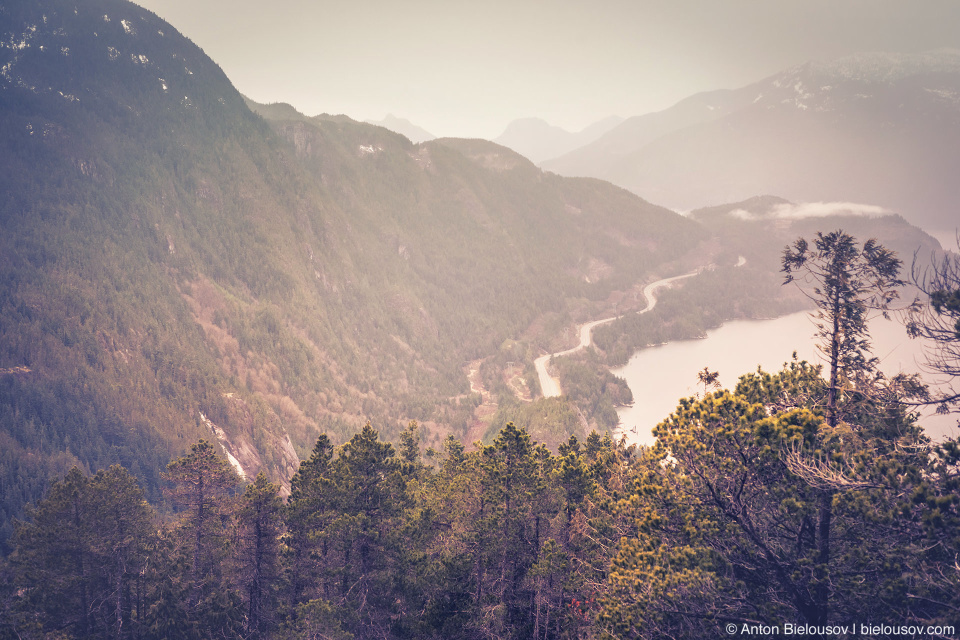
[534,269,702,398]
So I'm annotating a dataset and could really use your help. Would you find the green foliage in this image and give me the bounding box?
[10,465,154,638]
[283,424,415,638]
[279,422,638,639]
[277,599,353,640]
[162,439,241,619]
[551,352,633,431]
[782,231,904,427]
[930,289,960,334]
[5,391,959,639]
[598,359,956,638]
[487,397,586,450]
[908,247,960,410]
[0,0,704,549]
[237,473,284,638]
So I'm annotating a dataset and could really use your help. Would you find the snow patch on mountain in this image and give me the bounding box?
[925,88,960,104]
[809,49,960,84]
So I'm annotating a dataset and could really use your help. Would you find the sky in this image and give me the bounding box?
[133,0,960,139]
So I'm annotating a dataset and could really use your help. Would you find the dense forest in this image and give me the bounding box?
[0,0,943,554]
[2,365,958,638]
[0,0,704,550]
[2,233,960,639]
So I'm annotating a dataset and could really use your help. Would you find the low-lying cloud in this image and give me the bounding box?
[730,201,891,221]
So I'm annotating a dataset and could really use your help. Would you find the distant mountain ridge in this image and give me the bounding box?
[364,114,435,143]
[238,102,436,143]
[543,89,753,176]
[544,50,960,231]
[494,116,623,164]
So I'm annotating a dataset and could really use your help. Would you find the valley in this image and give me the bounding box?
[2,0,960,637]
[535,267,704,398]
[0,0,948,527]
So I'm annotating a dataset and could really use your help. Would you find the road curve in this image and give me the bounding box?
[535,269,702,398]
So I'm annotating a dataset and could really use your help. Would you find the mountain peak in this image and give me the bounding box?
[1,0,245,124]
[803,49,960,84]
[493,116,623,164]
[364,114,435,143]
[544,49,960,230]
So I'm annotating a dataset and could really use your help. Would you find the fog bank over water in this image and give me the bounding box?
[728,202,891,222]
[613,311,958,446]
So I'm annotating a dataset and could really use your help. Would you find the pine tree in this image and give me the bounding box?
[284,433,335,605]
[475,422,551,638]
[11,465,153,639]
[782,231,904,622]
[237,472,283,639]
[399,419,423,477]
[904,239,960,623]
[329,424,408,637]
[908,246,960,410]
[598,361,930,638]
[782,230,903,428]
[161,439,240,624]
[284,425,411,638]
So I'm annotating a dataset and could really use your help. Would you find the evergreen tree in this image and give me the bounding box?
[329,424,409,637]
[284,433,336,607]
[781,231,904,622]
[10,465,153,639]
[161,439,242,634]
[598,362,930,638]
[237,473,283,639]
[908,246,960,410]
[903,243,960,622]
[595,232,934,638]
[399,420,423,475]
[284,425,412,638]
[782,230,904,428]
[413,433,482,637]
[474,422,552,638]
[532,435,596,639]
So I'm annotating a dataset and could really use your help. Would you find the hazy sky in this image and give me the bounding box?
[133,0,960,139]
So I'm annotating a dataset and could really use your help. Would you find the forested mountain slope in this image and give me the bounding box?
[0,0,704,549]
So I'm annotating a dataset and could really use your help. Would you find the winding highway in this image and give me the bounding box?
[534,269,703,398]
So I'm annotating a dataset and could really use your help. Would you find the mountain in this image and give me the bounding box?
[238,104,437,144]
[543,89,754,177]
[494,116,623,164]
[587,193,944,368]
[544,50,960,232]
[689,196,943,268]
[364,114,436,143]
[0,0,704,549]
[242,96,314,122]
